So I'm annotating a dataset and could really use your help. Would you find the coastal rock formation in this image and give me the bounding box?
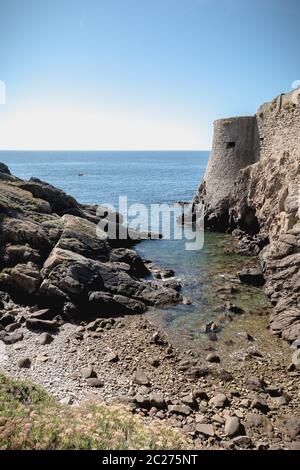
[192,89,300,342]
[0,165,181,320]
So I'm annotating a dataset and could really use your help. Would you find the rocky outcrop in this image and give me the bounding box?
[191,90,300,342]
[0,165,181,320]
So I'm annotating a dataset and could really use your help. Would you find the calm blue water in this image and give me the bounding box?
[0,151,207,207]
[0,151,264,351]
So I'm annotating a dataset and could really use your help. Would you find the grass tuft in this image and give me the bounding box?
[0,373,189,450]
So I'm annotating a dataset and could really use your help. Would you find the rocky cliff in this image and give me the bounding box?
[0,163,181,332]
[193,90,300,343]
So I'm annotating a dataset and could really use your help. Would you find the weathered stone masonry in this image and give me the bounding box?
[194,90,300,342]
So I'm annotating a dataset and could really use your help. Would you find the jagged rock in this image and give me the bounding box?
[0,164,180,321]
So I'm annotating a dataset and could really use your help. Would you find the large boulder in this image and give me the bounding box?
[0,163,11,175]
[56,215,110,261]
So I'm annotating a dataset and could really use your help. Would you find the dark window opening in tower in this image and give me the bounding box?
[226,141,236,149]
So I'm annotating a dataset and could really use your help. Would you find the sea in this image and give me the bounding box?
[0,151,269,352]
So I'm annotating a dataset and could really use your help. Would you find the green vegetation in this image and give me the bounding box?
[0,373,189,450]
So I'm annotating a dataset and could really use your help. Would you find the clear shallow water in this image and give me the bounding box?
[0,151,270,352]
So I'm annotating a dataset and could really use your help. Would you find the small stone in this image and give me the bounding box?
[134,394,150,408]
[251,398,270,414]
[26,318,59,332]
[218,369,233,382]
[234,410,244,419]
[60,397,73,405]
[195,423,215,437]
[133,370,150,386]
[36,354,49,363]
[38,332,53,345]
[168,404,192,416]
[245,376,265,392]
[181,394,197,409]
[17,357,31,368]
[225,417,244,437]
[0,313,15,327]
[288,442,300,451]
[86,320,98,331]
[2,332,23,344]
[150,392,166,409]
[271,393,291,406]
[81,366,97,379]
[240,398,251,408]
[86,378,104,387]
[106,351,119,363]
[5,322,21,332]
[238,331,254,341]
[265,386,282,397]
[232,436,252,449]
[193,390,209,401]
[209,393,229,409]
[195,413,206,423]
[138,385,150,395]
[148,358,160,367]
[245,412,263,428]
[212,414,224,425]
[206,353,220,363]
[283,417,300,440]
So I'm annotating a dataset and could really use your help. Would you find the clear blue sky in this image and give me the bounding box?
[0,0,299,150]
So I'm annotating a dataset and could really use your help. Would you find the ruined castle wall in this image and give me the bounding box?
[255,90,300,164]
[203,116,257,210]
